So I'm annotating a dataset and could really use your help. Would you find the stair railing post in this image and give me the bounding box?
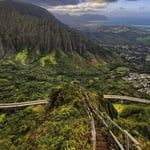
[91,117,96,150]
[125,134,130,150]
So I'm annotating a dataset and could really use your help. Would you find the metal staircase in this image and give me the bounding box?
[84,92,142,150]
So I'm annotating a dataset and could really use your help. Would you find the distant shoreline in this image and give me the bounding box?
[87,20,150,31]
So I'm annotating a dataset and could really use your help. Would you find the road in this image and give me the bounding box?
[0,100,48,108]
[103,95,150,104]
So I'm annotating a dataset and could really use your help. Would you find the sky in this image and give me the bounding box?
[103,0,150,18]
[11,0,150,19]
[38,0,150,18]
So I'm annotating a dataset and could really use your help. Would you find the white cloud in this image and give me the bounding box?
[83,0,117,2]
[47,2,107,13]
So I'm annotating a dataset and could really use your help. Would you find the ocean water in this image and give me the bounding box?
[88,19,150,31]
[132,25,150,31]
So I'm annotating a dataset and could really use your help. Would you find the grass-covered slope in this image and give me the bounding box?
[0,84,117,150]
[1,59,149,103]
[114,104,150,149]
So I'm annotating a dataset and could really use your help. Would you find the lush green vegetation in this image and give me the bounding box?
[0,59,149,149]
[0,46,149,149]
[0,1,149,150]
[137,36,150,44]
[0,84,117,150]
[1,59,149,103]
[114,104,150,149]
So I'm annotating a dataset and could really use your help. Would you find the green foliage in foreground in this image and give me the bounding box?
[0,58,149,149]
[114,104,150,149]
[0,84,117,150]
[0,85,92,150]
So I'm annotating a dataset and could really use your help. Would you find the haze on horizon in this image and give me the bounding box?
[8,0,149,19]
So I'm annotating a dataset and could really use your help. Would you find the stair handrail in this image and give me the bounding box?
[84,104,96,150]
[84,92,142,150]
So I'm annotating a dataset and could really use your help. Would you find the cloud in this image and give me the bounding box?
[14,0,144,14]
[15,0,80,6]
[15,0,118,6]
[83,0,117,2]
[44,0,119,13]
[120,7,125,10]
[126,0,141,1]
[47,2,108,13]
[14,0,142,6]
[44,0,142,14]
[139,6,146,10]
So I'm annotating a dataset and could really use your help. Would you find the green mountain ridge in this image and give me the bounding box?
[0,0,118,71]
[0,0,56,19]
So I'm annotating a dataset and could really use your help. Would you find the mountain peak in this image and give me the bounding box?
[0,0,56,20]
[0,1,98,57]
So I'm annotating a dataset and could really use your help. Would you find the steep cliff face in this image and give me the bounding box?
[0,0,121,75]
[0,0,99,56]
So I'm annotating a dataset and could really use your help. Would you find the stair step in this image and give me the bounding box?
[97,137,106,139]
[96,146,108,149]
[97,137,104,139]
[95,122,109,150]
[97,136,103,138]
[97,140,106,142]
[96,142,107,145]
[96,128,102,130]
